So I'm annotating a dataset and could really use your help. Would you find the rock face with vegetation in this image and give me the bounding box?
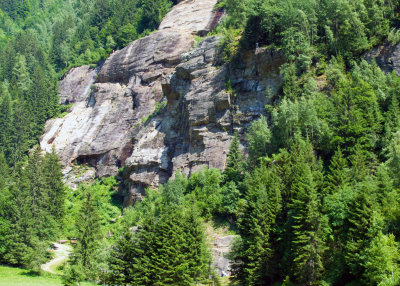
[40,0,283,204]
[40,0,215,181]
[364,42,400,75]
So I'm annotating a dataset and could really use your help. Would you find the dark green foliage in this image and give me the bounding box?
[325,148,349,194]
[222,0,395,62]
[0,146,64,268]
[288,162,326,284]
[224,132,244,184]
[108,206,209,285]
[231,164,282,285]
[71,189,102,273]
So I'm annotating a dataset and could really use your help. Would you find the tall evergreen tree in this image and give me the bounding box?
[224,132,244,184]
[289,162,326,285]
[232,165,282,285]
[72,188,102,273]
[325,148,349,194]
[42,149,65,223]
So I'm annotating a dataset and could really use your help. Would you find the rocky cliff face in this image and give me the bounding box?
[40,0,284,204]
[364,42,400,75]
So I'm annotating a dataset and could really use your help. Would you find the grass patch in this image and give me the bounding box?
[0,265,95,286]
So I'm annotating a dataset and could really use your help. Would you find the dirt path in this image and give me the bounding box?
[41,243,72,274]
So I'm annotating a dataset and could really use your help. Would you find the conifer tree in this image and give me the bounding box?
[232,165,282,285]
[108,207,208,285]
[345,191,374,277]
[73,189,102,274]
[0,93,11,151]
[289,162,326,285]
[107,230,137,285]
[325,148,349,194]
[385,131,400,187]
[42,149,65,222]
[224,132,244,183]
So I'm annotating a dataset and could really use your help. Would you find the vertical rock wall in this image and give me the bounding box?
[40,0,285,205]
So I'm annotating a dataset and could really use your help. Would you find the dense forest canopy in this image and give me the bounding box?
[1,0,400,285]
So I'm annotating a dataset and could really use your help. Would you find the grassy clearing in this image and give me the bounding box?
[0,265,95,286]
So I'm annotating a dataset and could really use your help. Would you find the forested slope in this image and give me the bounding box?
[1,0,400,285]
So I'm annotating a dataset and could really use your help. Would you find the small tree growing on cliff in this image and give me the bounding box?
[224,132,244,184]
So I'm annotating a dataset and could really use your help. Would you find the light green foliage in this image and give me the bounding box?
[64,177,121,237]
[363,232,400,286]
[141,100,167,123]
[388,28,400,44]
[245,115,271,164]
[0,265,95,286]
[218,27,242,63]
[187,167,223,219]
[271,96,332,153]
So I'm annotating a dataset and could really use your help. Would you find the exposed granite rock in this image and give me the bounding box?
[158,0,218,35]
[364,42,400,75]
[40,0,284,205]
[212,235,236,276]
[41,81,136,176]
[97,29,194,84]
[40,0,216,178]
[58,65,100,104]
[123,37,284,205]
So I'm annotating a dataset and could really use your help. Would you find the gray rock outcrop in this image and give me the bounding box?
[122,38,284,205]
[40,0,284,202]
[364,42,400,75]
[40,0,217,179]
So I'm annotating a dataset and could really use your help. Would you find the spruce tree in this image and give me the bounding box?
[107,230,137,285]
[109,207,208,285]
[0,93,11,152]
[325,148,349,194]
[345,191,374,277]
[289,162,326,285]
[385,131,400,187]
[224,132,244,183]
[43,149,65,223]
[232,165,282,285]
[73,189,102,274]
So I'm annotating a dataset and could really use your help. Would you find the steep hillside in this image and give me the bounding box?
[40,0,282,204]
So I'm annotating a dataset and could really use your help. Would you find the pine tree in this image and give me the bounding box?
[325,148,349,194]
[224,132,244,183]
[289,162,326,285]
[42,150,65,223]
[232,165,282,285]
[73,189,102,273]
